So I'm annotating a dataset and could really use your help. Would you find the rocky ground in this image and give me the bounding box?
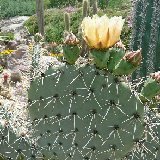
[0,16,32,135]
[0,16,64,136]
[0,16,29,40]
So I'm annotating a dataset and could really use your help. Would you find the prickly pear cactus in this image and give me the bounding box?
[1,1,160,159]
[126,109,160,160]
[26,9,160,160]
[0,122,38,160]
[28,58,145,159]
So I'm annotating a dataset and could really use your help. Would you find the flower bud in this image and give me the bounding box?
[111,49,142,75]
[150,71,160,82]
[114,40,126,50]
[3,73,9,82]
[123,49,142,67]
[64,32,79,45]
[63,32,80,64]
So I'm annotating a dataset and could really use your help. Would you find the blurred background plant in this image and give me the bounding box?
[0,0,131,19]
[0,0,132,49]
[24,0,131,49]
[0,0,36,19]
[0,32,14,41]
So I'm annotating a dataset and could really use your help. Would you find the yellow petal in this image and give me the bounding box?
[97,15,110,48]
[108,16,125,47]
[82,16,99,48]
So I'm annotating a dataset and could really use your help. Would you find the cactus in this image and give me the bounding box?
[30,44,43,79]
[126,109,160,159]
[92,0,98,14]
[0,122,38,160]
[28,62,144,159]
[82,0,89,18]
[64,12,70,33]
[34,33,43,43]
[141,72,160,101]
[80,0,89,57]
[89,0,98,14]
[63,33,80,64]
[26,40,160,159]
[1,1,160,160]
[25,11,160,159]
[130,0,160,79]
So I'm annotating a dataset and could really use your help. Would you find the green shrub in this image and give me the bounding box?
[48,0,128,10]
[44,0,51,9]
[49,0,80,8]
[0,32,14,41]
[25,8,83,43]
[0,0,36,19]
[48,0,108,9]
[24,15,38,34]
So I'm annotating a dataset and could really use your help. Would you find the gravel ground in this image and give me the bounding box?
[0,16,32,137]
[0,16,29,40]
[0,45,32,137]
[0,44,63,137]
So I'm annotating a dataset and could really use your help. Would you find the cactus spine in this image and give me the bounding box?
[131,0,160,78]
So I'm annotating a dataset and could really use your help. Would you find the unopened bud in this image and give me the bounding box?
[141,71,160,102]
[3,73,9,82]
[123,49,142,66]
[114,40,126,50]
[150,71,160,82]
[64,32,79,45]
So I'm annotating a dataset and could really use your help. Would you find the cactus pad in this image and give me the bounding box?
[28,63,144,160]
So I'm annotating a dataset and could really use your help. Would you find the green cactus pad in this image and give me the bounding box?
[28,64,144,160]
[90,49,110,69]
[107,48,125,73]
[126,110,160,160]
[63,45,80,64]
[141,77,160,100]
[113,59,139,76]
[0,126,38,160]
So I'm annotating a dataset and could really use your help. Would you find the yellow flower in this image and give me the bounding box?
[81,15,125,49]
[0,50,15,55]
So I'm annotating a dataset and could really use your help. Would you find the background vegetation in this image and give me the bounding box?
[0,0,129,19]
[0,0,131,49]
[0,0,36,19]
[24,0,131,48]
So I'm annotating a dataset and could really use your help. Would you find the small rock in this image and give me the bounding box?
[0,86,11,99]
[11,48,26,59]
[5,40,18,50]
[10,70,22,83]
